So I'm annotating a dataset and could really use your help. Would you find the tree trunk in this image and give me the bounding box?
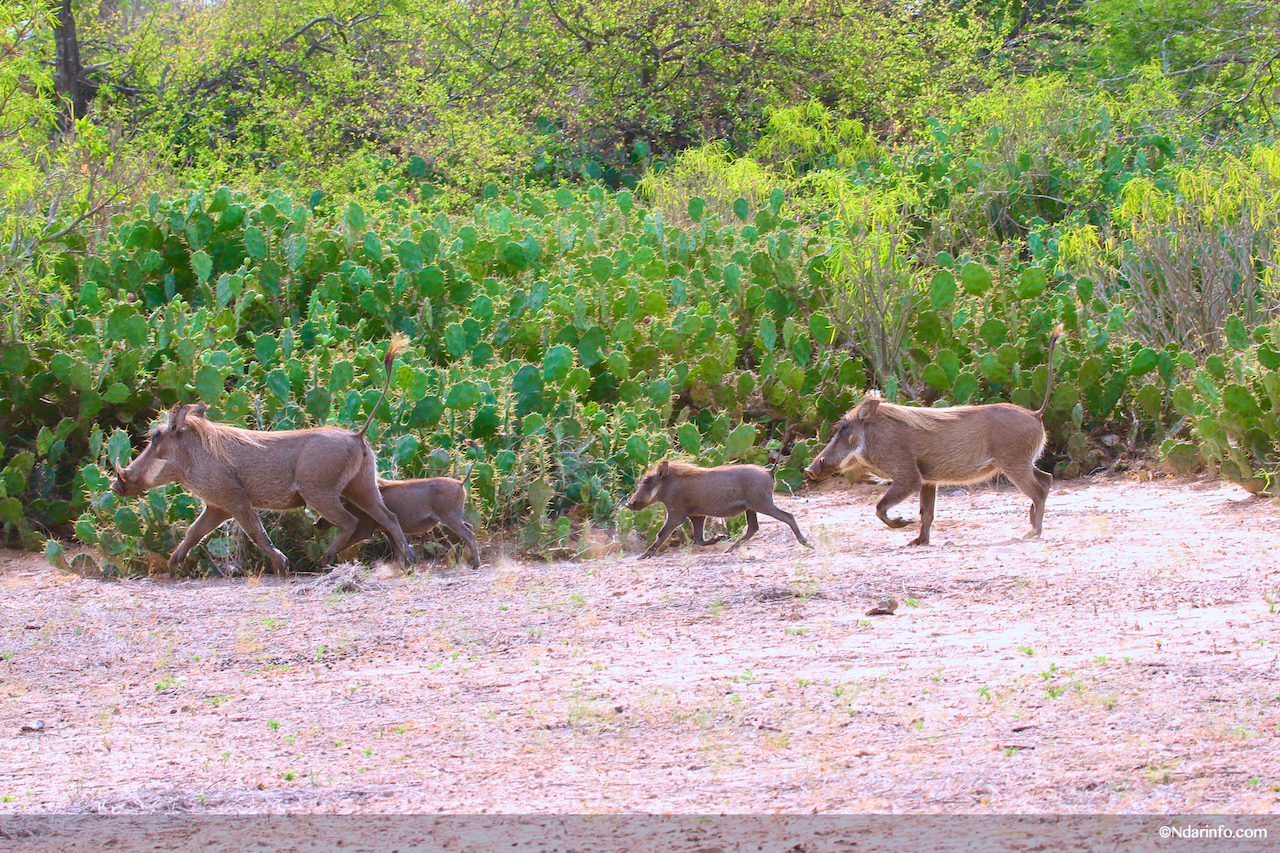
[1005,0,1038,46]
[52,0,89,128]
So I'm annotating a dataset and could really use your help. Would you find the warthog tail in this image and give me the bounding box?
[357,334,408,438]
[1035,326,1064,419]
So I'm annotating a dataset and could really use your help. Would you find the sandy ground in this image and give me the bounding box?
[1,473,1278,846]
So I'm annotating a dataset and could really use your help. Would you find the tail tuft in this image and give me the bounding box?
[384,333,409,370]
[358,336,410,438]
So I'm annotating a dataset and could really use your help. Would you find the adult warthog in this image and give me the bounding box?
[806,329,1061,546]
[110,338,414,574]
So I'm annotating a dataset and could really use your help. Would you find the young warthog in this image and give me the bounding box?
[805,330,1060,546]
[625,460,811,558]
[110,338,413,574]
[321,477,481,570]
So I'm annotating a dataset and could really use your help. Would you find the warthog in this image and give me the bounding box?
[625,460,811,558]
[319,477,481,570]
[806,330,1061,546]
[110,338,414,574]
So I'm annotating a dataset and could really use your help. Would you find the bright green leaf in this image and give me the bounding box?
[929,271,956,311]
[1017,267,1047,299]
[445,381,481,411]
[265,368,291,402]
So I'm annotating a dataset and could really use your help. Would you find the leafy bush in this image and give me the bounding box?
[8,174,863,571]
[1060,145,1280,355]
[0,157,1235,573]
[1165,319,1280,495]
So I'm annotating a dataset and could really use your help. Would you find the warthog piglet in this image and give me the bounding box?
[321,477,481,570]
[625,460,810,558]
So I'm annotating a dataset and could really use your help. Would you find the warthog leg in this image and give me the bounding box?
[755,497,811,548]
[226,502,288,575]
[338,472,414,565]
[437,511,482,570]
[726,510,760,553]
[169,506,232,571]
[689,516,728,546]
[325,511,386,556]
[641,511,689,558]
[1005,464,1052,538]
[910,483,937,546]
[308,492,366,567]
[875,476,921,530]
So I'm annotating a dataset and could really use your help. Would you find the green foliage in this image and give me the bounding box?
[1166,325,1280,495]
[1,3,149,353]
[1082,1,1279,125]
[1059,145,1280,356]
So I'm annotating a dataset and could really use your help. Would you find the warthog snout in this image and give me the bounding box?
[624,476,658,512]
[112,423,182,498]
[803,457,836,481]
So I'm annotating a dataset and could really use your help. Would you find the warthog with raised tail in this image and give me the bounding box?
[625,460,811,558]
[806,329,1061,546]
[110,338,414,574]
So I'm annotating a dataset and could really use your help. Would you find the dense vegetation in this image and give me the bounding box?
[3,0,1278,573]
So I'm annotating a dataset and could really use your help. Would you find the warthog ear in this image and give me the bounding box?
[189,403,208,420]
[856,397,881,421]
[169,404,193,432]
[656,459,669,476]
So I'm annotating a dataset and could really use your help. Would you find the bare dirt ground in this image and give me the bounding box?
[2,474,1278,833]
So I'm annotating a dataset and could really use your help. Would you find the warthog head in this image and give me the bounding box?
[805,399,879,482]
[110,403,208,497]
[625,460,670,510]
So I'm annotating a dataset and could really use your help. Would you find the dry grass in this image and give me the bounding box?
[0,474,1278,820]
